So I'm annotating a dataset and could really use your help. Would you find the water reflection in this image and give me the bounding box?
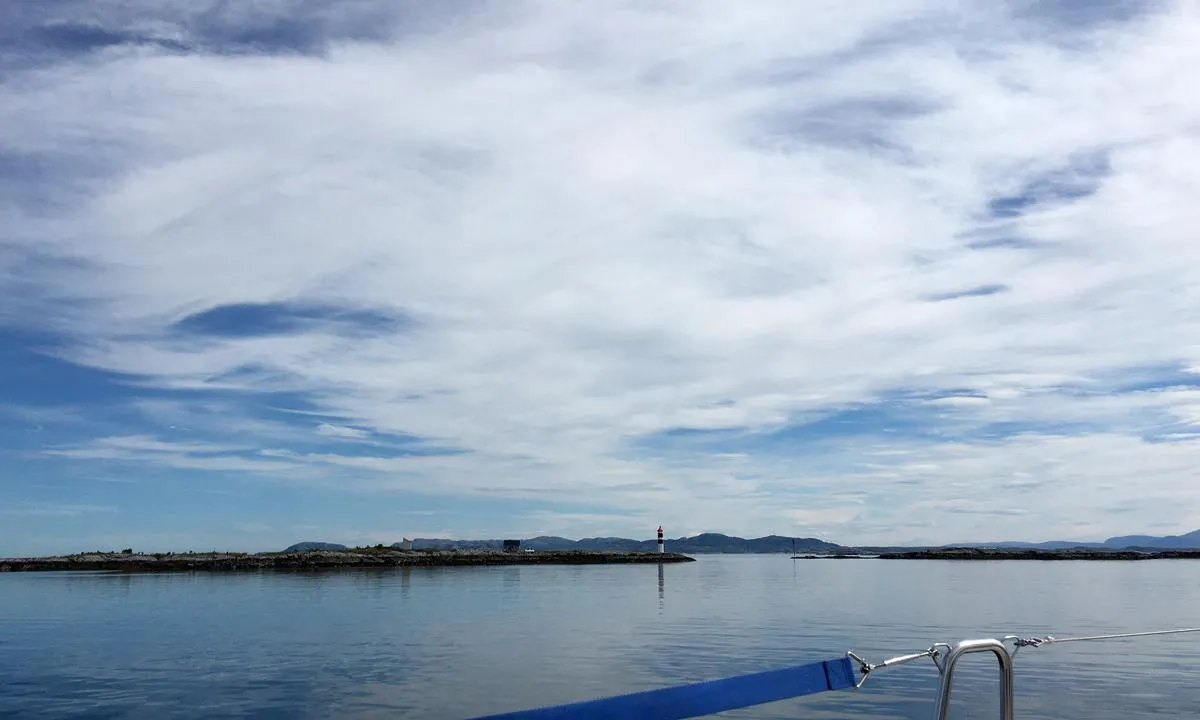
[1,558,1197,719]
[658,562,665,604]
[399,567,411,600]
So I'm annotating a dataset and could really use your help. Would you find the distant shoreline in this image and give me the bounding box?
[0,549,695,573]
[876,547,1200,560]
[9,547,1200,570]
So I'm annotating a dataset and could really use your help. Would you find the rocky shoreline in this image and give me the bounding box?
[0,549,695,573]
[880,547,1200,560]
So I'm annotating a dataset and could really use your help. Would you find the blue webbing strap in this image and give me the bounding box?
[471,656,857,720]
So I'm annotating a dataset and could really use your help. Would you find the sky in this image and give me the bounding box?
[3,0,1200,556]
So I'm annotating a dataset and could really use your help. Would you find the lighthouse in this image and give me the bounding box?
[657,525,665,553]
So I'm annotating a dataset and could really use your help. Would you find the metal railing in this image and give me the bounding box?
[848,627,1199,720]
[476,627,1198,720]
[932,639,1014,720]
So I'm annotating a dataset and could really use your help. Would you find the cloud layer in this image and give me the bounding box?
[3,0,1200,552]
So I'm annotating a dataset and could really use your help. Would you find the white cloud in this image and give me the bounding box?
[4,0,1200,542]
[926,396,990,407]
[315,423,369,439]
[43,434,308,475]
[783,508,861,526]
[520,511,655,539]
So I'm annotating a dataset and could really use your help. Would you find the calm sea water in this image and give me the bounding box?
[1,556,1197,719]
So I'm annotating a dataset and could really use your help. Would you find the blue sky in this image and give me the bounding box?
[3,0,1200,556]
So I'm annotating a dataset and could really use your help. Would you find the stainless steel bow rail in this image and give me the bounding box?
[852,638,1017,720]
[472,627,1200,720]
[849,627,1200,720]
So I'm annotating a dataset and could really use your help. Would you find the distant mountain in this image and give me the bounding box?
[405,533,844,553]
[954,529,1200,551]
[572,536,647,551]
[668,533,841,554]
[1103,529,1200,549]
[410,538,506,550]
[282,529,1200,555]
[283,541,348,552]
[957,540,1106,550]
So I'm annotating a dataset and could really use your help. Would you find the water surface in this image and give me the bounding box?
[1,556,1197,718]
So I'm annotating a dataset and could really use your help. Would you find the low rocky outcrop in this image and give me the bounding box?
[881,547,1200,560]
[0,549,695,572]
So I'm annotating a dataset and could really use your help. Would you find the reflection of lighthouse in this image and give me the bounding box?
[657,525,665,554]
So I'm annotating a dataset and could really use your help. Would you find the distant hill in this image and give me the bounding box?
[956,540,1106,550]
[281,528,1200,555]
[955,529,1200,551]
[572,536,647,551]
[1102,528,1200,549]
[404,533,844,553]
[283,541,348,552]
[667,533,841,554]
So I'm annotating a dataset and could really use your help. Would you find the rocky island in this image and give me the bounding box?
[0,548,695,573]
[880,547,1200,560]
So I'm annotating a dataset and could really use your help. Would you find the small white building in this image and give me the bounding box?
[397,537,413,551]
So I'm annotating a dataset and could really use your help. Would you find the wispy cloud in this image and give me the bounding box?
[315,423,369,440]
[924,284,1010,302]
[172,302,409,340]
[0,503,116,517]
[2,0,1200,552]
